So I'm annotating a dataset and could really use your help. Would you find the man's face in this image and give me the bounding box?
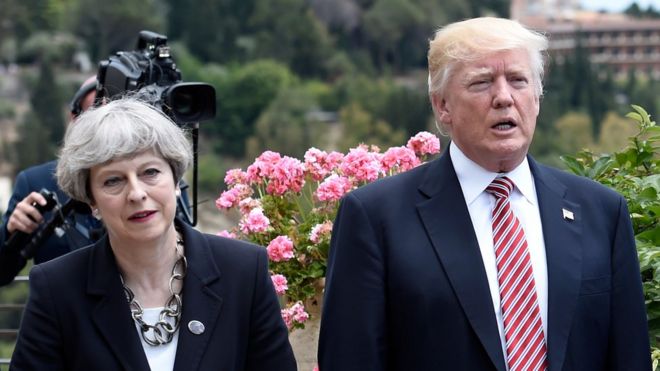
[433,49,540,172]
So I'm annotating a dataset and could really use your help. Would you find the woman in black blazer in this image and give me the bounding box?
[10,97,297,371]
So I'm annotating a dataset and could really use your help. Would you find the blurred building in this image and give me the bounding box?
[512,0,660,79]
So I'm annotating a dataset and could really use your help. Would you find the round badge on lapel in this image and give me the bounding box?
[188,320,205,335]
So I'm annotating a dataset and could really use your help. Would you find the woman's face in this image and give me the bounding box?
[89,150,179,244]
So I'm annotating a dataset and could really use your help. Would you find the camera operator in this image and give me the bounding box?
[0,76,104,287]
[0,30,210,288]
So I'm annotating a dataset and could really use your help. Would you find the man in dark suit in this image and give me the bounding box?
[0,76,102,286]
[318,17,651,370]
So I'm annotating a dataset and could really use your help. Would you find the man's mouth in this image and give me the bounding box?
[492,120,516,130]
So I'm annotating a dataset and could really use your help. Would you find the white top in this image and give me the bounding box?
[449,142,548,368]
[136,307,179,371]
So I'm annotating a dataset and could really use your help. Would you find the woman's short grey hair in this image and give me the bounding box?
[57,96,193,204]
[428,17,548,101]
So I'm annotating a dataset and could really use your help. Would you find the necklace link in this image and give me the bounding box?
[121,236,186,346]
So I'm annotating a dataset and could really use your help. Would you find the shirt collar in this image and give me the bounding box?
[449,141,536,205]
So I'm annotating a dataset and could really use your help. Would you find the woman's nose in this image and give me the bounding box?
[127,178,147,202]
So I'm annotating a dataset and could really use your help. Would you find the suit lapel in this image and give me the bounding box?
[87,238,151,371]
[173,223,224,371]
[529,159,582,371]
[416,153,507,371]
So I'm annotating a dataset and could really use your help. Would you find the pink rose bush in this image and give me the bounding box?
[216,132,440,330]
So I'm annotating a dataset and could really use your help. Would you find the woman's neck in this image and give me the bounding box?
[110,227,181,307]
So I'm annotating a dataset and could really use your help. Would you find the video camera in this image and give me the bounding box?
[93,30,216,226]
[3,189,91,260]
[95,30,216,125]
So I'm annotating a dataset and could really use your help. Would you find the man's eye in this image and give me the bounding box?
[510,77,528,86]
[469,80,490,90]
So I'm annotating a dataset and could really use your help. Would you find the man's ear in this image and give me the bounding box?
[432,94,451,125]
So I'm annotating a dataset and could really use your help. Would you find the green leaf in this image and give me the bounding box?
[588,156,613,179]
[638,226,660,245]
[560,155,586,176]
[627,112,644,123]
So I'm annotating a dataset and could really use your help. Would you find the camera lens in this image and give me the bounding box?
[171,90,195,115]
[164,83,216,123]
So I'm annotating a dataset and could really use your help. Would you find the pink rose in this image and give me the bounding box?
[406,131,440,156]
[316,175,353,202]
[217,230,237,239]
[267,235,295,262]
[309,221,333,244]
[271,274,288,295]
[266,156,306,195]
[238,197,261,215]
[224,168,247,186]
[304,148,344,181]
[340,147,382,183]
[281,301,309,330]
[239,208,271,234]
[380,146,420,173]
[215,184,253,210]
[246,150,282,183]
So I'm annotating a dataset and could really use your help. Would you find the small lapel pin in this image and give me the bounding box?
[188,320,205,335]
[562,208,574,221]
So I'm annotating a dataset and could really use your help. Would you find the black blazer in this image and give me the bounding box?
[318,150,650,370]
[0,161,102,285]
[10,221,297,371]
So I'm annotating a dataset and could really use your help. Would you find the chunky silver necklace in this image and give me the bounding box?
[120,236,187,346]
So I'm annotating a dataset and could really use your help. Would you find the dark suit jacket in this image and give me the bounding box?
[318,150,650,370]
[0,161,102,286]
[10,221,297,371]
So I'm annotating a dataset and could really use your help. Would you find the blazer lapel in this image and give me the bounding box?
[416,153,507,371]
[87,238,151,371]
[173,223,224,371]
[529,159,582,371]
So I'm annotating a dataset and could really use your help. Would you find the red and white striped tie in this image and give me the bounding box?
[487,177,548,371]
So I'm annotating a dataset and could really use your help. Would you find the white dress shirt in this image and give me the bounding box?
[449,142,548,367]
[137,307,179,371]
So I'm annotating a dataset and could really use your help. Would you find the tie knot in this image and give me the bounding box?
[486,176,514,199]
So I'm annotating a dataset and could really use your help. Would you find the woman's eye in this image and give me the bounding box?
[103,177,122,187]
[143,168,161,178]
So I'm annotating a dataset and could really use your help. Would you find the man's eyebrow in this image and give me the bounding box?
[461,68,493,83]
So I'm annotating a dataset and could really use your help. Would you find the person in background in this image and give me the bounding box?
[0,76,102,286]
[10,97,297,370]
[318,17,650,370]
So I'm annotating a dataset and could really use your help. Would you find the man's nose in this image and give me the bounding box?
[492,79,514,108]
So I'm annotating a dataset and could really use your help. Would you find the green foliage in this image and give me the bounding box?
[31,62,65,146]
[561,105,660,351]
[246,87,322,159]
[14,111,54,171]
[196,152,228,194]
[249,0,333,78]
[72,0,165,61]
[209,60,295,157]
[329,74,430,138]
[0,99,16,120]
[338,103,406,151]
[15,31,80,65]
[553,111,594,154]
[625,2,660,18]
